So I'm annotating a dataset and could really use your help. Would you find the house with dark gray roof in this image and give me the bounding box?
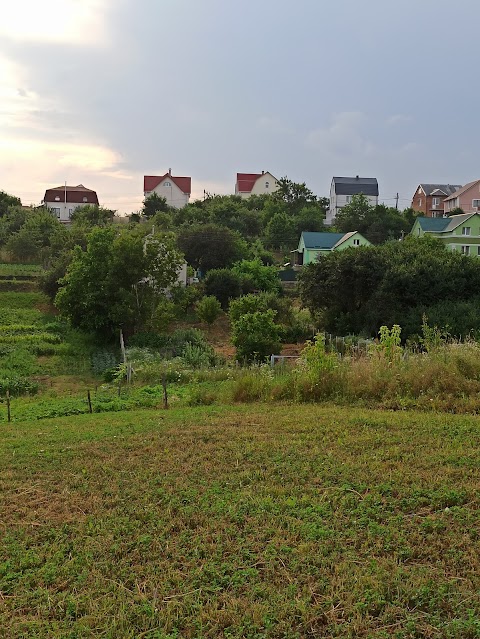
[411,183,462,218]
[411,213,480,257]
[326,176,379,225]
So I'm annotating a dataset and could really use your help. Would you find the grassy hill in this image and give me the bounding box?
[1,404,479,638]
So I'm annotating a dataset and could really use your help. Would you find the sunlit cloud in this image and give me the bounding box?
[0,0,109,44]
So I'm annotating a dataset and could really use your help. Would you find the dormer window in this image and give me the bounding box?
[83,197,88,202]
[164,181,171,187]
[54,196,60,201]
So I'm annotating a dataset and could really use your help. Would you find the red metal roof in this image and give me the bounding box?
[144,173,191,195]
[236,173,262,193]
[43,185,99,205]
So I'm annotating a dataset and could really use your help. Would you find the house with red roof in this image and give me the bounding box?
[43,184,99,223]
[235,171,279,198]
[144,169,191,209]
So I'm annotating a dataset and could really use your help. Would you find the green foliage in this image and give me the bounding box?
[69,204,115,226]
[420,315,450,352]
[177,223,248,271]
[0,190,22,216]
[55,226,184,337]
[146,299,177,332]
[142,193,170,218]
[264,212,297,249]
[300,333,338,377]
[5,209,67,262]
[204,268,242,309]
[299,236,480,338]
[334,194,412,244]
[231,309,282,363]
[196,295,222,324]
[231,259,281,293]
[370,325,402,362]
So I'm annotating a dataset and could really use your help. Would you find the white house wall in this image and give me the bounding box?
[148,180,189,209]
[327,190,378,225]
[45,200,85,223]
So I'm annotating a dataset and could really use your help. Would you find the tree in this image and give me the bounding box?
[177,223,248,272]
[5,209,67,262]
[142,193,170,218]
[55,226,184,338]
[335,194,412,244]
[0,191,21,217]
[231,309,282,363]
[196,295,222,324]
[273,177,319,216]
[204,269,243,309]
[299,236,480,338]
[264,212,297,249]
[70,204,116,226]
[231,259,281,294]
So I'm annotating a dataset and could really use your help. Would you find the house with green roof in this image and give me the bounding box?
[293,231,371,266]
[411,213,480,256]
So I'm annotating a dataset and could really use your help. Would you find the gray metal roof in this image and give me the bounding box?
[333,176,379,196]
[419,184,462,197]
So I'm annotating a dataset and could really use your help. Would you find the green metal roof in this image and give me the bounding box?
[415,217,450,232]
[301,232,347,249]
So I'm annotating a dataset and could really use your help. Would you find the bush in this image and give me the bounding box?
[196,295,222,324]
[204,269,242,310]
[128,332,170,349]
[231,310,282,363]
[231,259,281,294]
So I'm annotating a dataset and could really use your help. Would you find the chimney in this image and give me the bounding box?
[356,175,359,180]
[261,170,264,174]
[168,168,172,176]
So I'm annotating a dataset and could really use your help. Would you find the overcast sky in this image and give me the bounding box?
[0,0,478,213]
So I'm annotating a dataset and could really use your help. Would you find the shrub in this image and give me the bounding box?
[128,332,170,349]
[231,310,282,363]
[196,295,222,325]
[204,269,242,310]
[231,259,281,294]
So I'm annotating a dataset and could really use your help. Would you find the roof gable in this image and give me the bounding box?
[444,180,480,202]
[144,173,191,195]
[418,184,462,197]
[236,171,277,193]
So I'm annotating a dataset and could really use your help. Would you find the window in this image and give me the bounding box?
[52,208,60,217]
[418,187,422,194]
[419,198,422,207]
[68,209,73,216]
[461,245,470,255]
[353,239,360,246]
[164,181,171,187]
[462,227,471,236]
[473,199,480,208]
[265,181,269,189]
[346,195,353,203]
[432,197,439,207]
[82,197,88,202]
[54,196,60,201]
[477,246,480,256]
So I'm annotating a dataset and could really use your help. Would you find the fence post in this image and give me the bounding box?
[162,373,168,410]
[87,390,93,414]
[6,390,11,423]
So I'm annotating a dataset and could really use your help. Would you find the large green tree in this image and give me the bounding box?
[299,236,480,337]
[55,227,184,337]
[177,223,247,271]
[334,194,412,244]
[0,191,21,217]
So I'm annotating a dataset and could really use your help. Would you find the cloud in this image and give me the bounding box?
[386,114,413,126]
[0,0,110,45]
[306,111,375,157]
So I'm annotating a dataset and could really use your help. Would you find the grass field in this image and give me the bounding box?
[1,404,479,638]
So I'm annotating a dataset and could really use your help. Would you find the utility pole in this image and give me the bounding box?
[395,193,399,210]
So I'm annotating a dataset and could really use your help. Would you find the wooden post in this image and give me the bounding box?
[6,390,11,423]
[162,373,168,410]
[87,390,93,414]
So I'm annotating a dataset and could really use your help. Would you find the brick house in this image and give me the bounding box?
[411,184,461,217]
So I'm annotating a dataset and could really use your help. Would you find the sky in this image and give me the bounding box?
[0,0,478,214]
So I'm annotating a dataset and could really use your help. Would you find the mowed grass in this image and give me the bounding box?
[1,405,480,638]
